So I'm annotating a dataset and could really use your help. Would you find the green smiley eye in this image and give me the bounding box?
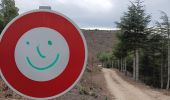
[48,40,52,46]
[26,41,30,45]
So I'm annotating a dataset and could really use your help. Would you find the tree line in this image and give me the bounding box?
[98,0,170,90]
[0,0,18,33]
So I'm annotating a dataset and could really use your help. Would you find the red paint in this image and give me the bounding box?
[0,11,86,98]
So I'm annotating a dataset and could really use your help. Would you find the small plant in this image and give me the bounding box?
[78,86,89,95]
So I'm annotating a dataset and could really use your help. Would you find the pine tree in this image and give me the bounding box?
[116,0,151,81]
[0,0,19,31]
[155,21,165,89]
[159,11,170,89]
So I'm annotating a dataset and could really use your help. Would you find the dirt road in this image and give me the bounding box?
[102,68,170,100]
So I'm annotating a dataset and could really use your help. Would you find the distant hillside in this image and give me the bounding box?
[82,29,119,63]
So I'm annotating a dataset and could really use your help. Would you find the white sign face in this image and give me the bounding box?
[15,27,70,81]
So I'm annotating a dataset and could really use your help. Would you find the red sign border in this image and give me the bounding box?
[0,10,87,99]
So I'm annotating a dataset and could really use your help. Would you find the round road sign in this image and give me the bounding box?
[0,10,87,99]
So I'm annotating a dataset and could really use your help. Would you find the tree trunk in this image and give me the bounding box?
[122,58,124,72]
[167,35,170,89]
[161,63,163,89]
[166,26,170,89]
[161,36,164,89]
[112,61,113,68]
[118,60,120,71]
[161,41,164,89]
[125,57,127,76]
[123,58,124,72]
[121,58,123,71]
[136,49,139,81]
[133,52,136,80]
[123,58,125,72]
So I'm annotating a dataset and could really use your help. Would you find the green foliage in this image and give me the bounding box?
[126,54,133,73]
[113,0,151,77]
[0,0,19,32]
[112,0,170,88]
[140,32,165,87]
[116,0,151,50]
[116,0,151,32]
[97,52,108,63]
[97,52,112,68]
[112,31,128,64]
[0,14,4,32]
[113,41,127,59]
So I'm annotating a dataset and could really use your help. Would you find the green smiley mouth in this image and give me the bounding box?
[26,53,60,70]
[26,40,60,70]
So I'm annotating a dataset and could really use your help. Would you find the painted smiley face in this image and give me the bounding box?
[15,27,70,81]
[26,40,60,71]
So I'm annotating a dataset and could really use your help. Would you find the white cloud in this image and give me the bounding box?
[70,0,113,12]
[15,0,114,13]
[14,0,170,28]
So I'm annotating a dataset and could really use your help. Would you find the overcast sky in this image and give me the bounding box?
[15,0,170,29]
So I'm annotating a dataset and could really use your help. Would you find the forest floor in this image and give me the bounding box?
[103,68,170,100]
